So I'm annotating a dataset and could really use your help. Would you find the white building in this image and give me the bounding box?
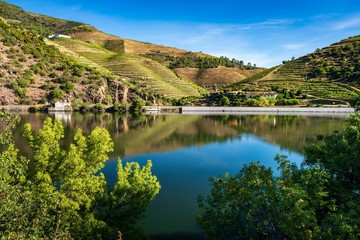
[48,101,72,112]
[47,34,72,39]
[245,91,278,99]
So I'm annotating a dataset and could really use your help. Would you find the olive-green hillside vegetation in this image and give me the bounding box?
[0,0,84,36]
[0,17,137,106]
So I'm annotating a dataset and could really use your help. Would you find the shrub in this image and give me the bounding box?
[220,95,230,106]
[48,87,65,102]
[130,99,146,113]
[61,81,75,93]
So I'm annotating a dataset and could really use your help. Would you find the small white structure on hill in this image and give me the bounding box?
[246,91,278,99]
[48,101,72,112]
[47,34,71,39]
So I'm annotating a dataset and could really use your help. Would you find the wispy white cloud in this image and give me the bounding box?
[235,18,301,30]
[332,16,360,30]
[69,5,82,12]
[282,43,307,50]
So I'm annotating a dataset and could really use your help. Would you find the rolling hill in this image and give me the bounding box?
[229,36,360,105]
[0,0,264,106]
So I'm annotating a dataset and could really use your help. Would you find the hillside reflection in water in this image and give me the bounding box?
[15,112,348,239]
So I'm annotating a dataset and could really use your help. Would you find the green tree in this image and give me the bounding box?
[304,113,360,238]
[305,113,360,191]
[196,113,360,239]
[196,155,330,240]
[0,115,160,239]
[257,96,270,107]
[246,98,259,107]
[48,87,65,102]
[130,99,146,113]
[220,95,230,106]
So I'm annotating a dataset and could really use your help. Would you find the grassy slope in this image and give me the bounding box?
[230,36,360,102]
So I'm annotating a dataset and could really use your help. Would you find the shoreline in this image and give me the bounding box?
[1,105,357,114]
[180,106,357,113]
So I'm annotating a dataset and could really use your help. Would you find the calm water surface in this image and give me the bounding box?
[15,112,348,239]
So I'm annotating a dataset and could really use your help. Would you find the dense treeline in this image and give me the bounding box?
[167,55,256,69]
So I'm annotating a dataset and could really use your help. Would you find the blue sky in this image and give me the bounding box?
[5,0,360,67]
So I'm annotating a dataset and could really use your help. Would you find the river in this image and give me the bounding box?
[13,112,349,239]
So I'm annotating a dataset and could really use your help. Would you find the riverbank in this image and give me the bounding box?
[0,105,38,112]
[143,106,357,114]
[1,105,357,114]
[181,106,357,113]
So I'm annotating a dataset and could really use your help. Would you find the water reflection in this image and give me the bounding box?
[13,112,348,239]
[16,112,346,155]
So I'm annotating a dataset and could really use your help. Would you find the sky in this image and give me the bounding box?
[4,0,360,67]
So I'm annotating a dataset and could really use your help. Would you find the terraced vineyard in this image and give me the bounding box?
[229,36,360,104]
[262,59,308,81]
[52,38,202,99]
[258,80,359,101]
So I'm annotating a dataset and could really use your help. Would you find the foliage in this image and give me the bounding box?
[305,113,360,190]
[0,109,20,146]
[0,9,131,105]
[308,40,360,82]
[196,155,331,239]
[196,113,360,239]
[130,99,146,113]
[275,99,301,106]
[219,95,230,106]
[48,87,65,102]
[168,55,256,69]
[0,115,160,239]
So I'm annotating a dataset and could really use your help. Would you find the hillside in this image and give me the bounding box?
[56,25,259,88]
[1,0,359,107]
[0,0,263,103]
[174,67,262,86]
[229,36,360,105]
[0,16,134,106]
[0,0,210,104]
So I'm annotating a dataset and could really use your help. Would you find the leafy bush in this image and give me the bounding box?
[48,87,65,102]
[130,99,146,113]
[61,81,75,93]
[219,95,230,106]
[276,99,301,105]
[16,77,31,88]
